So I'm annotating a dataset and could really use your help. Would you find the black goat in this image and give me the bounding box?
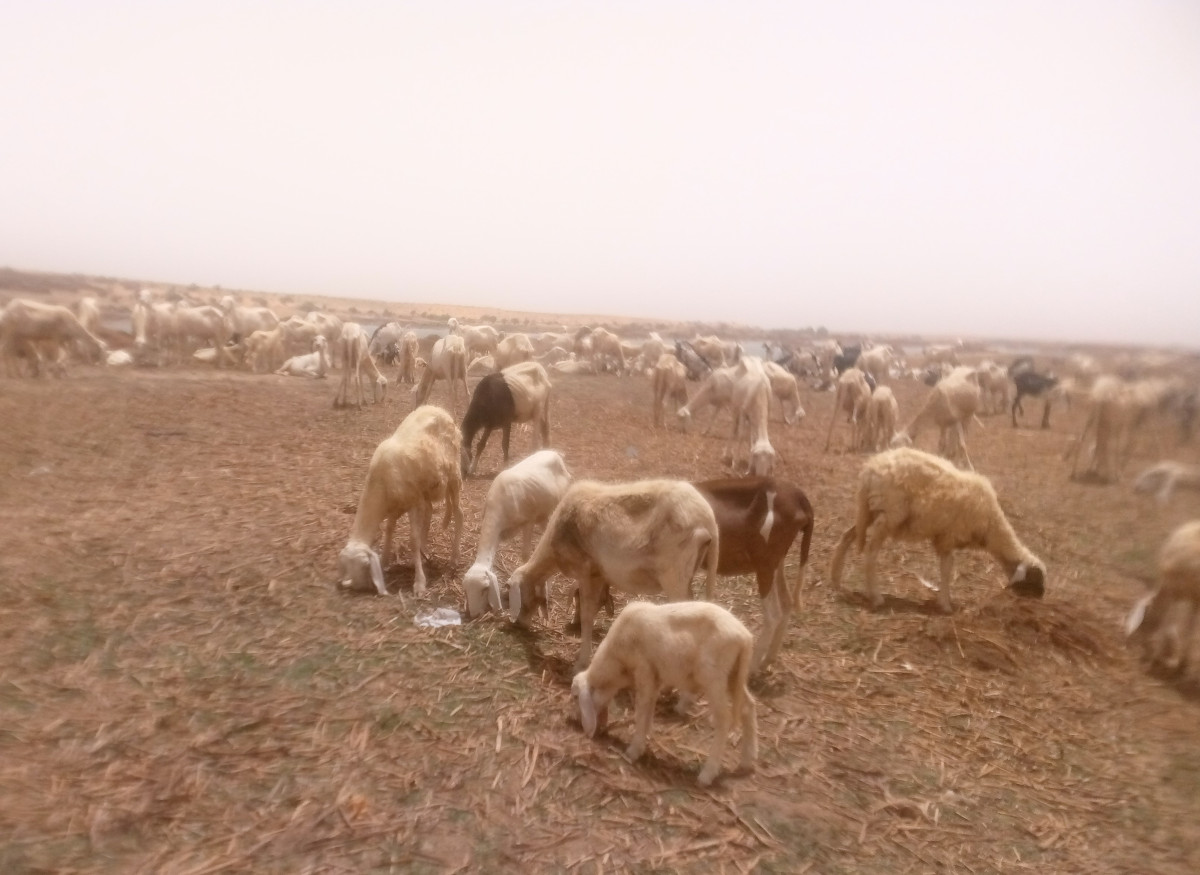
[1011,370,1059,428]
[832,344,862,375]
[459,364,551,475]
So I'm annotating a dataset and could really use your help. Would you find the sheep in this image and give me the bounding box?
[174,304,233,366]
[830,447,1046,612]
[571,601,757,787]
[508,479,720,671]
[73,297,104,362]
[412,335,469,415]
[460,361,552,475]
[690,334,741,369]
[812,338,842,384]
[333,322,388,408]
[337,405,464,599]
[823,367,873,452]
[588,327,626,374]
[368,321,408,358]
[1008,359,1058,428]
[277,314,321,358]
[860,385,900,452]
[536,345,571,367]
[494,332,535,370]
[275,335,331,378]
[0,299,107,377]
[856,345,895,385]
[832,343,862,376]
[1133,461,1200,505]
[890,366,981,470]
[448,317,502,359]
[1126,520,1200,673]
[242,325,287,373]
[651,352,689,429]
[462,450,573,618]
[219,295,279,350]
[693,477,814,672]
[639,332,666,374]
[763,360,805,425]
[467,354,496,378]
[972,360,1012,417]
[1067,376,1181,483]
[722,358,774,477]
[549,357,597,376]
[676,364,737,435]
[393,330,420,384]
[305,311,344,348]
[673,339,713,381]
[922,342,962,368]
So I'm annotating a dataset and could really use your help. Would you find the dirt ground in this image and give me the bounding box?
[2,361,1200,874]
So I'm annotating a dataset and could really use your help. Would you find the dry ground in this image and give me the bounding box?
[2,362,1199,874]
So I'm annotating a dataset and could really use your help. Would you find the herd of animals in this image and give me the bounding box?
[3,290,1200,785]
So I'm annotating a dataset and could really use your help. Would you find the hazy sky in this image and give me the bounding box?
[2,2,1199,346]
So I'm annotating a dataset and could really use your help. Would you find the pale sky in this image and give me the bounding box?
[2,2,1199,346]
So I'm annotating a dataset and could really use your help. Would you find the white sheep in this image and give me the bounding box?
[860,385,899,452]
[587,327,626,374]
[549,357,597,376]
[856,345,895,385]
[333,322,388,407]
[651,352,688,428]
[219,295,279,342]
[676,364,737,435]
[337,405,464,599]
[462,450,573,618]
[448,317,502,359]
[1133,461,1200,506]
[571,600,757,787]
[830,447,1047,612]
[412,334,469,415]
[494,332,536,370]
[275,335,330,378]
[0,299,108,377]
[1126,519,1200,672]
[721,358,774,476]
[890,366,981,469]
[763,360,806,425]
[823,367,872,452]
[508,479,720,671]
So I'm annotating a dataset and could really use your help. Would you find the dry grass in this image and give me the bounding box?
[2,362,1200,873]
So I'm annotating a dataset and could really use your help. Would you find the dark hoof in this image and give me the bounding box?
[1010,579,1045,599]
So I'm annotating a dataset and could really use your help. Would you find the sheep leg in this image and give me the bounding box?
[699,684,732,787]
[935,551,956,613]
[1168,600,1198,673]
[500,425,512,468]
[738,691,758,771]
[761,565,794,670]
[574,572,604,672]
[829,525,857,593]
[862,519,890,609]
[381,517,397,567]
[1040,398,1051,429]
[625,665,657,762]
[471,427,495,474]
[410,504,428,596]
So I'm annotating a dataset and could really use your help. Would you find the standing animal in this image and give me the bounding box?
[673,340,712,381]
[571,601,757,787]
[1008,359,1058,428]
[412,335,469,416]
[693,477,814,672]
[890,366,981,469]
[856,345,895,384]
[588,327,626,374]
[507,479,720,671]
[459,361,552,475]
[462,450,573,617]
[0,299,107,377]
[722,357,774,477]
[830,447,1046,612]
[823,368,873,452]
[860,386,900,452]
[651,353,689,428]
[448,318,502,359]
[336,405,464,599]
[494,333,536,371]
[1126,519,1200,673]
[763,360,805,425]
[676,364,737,435]
[333,322,388,408]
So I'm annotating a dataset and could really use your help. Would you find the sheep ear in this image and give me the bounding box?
[487,570,503,614]
[1011,563,1027,584]
[575,677,598,736]
[369,552,388,596]
[1126,592,1154,636]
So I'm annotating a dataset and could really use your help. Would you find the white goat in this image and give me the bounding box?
[677,365,738,435]
[1126,519,1200,673]
[462,450,573,618]
[830,447,1047,612]
[571,601,757,787]
[337,405,464,599]
[508,479,720,671]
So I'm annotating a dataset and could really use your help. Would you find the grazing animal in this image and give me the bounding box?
[830,447,1046,611]
[824,368,873,452]
[572,601,758,787]
[412,335,470,416]
[651,352,689,428]
[1126,520,1200,673]
[0,299,107,377]
[891,367,981,470]
[1009,359,1059,428]
[1133,461,1200,505]
[333,322,388,408]
[460,361,552,475]
[337,405,464,599]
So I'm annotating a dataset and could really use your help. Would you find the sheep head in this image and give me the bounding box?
[463,565,503,619]
[1008,560,1046,599]
[571,673,610,737]
[337,542,390,597]
[508,571,547,626]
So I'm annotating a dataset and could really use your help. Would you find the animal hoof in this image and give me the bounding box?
[1010,578,1045,599]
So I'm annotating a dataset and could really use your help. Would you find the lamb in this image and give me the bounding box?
[508,479,720,671]
[333,322,388,408]
[571,601,757,787]
[651,352,689,428]
[1126,520,1200,673]
[1133,461,1200,505]
[830,447,1047,612]
[494,332,535,370]
[823,367,873,452]
[890,366,981,469]
[860,385,899,452]
[462,450,573,618]
[763,360,806,425]
[0,299,107,377]
[275,335,330,378]
[337,405,464,599]
[412,335,469,415]
[460,361,552,475]
[693,477,814,672]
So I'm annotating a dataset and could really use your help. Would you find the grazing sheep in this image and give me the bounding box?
[412,335,469,416]
[275,335,331,378]
[571,600,757,787]
[676,364,737,435]
[460,361,552,475]
[823,368,873,452]
[0,299,108,377]
[588,327,627,374]
[219,295,279,344]
[508,479,719,671]
[674,339,713,381]
[337,405,464,599]
[1126,520,1200,673]
[448,317,502,359]
[860,385,900,452]
[651,352,689,428]
[856,345,895,385]
[763,360,806,425]
[890,366,981,469]
[462,450,572,618]
[693,477,814,672]
[494,332,536,371]
[1133,461,1200,505]
[333,322,388,408]
[1069,376,1184,483]
[722,358,774,477]
[830,447,1046,612]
